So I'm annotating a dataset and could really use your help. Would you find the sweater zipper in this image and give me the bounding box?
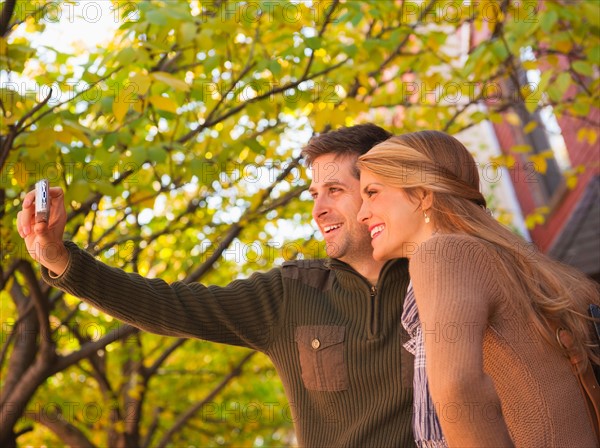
[369,285,379,339]
[330,260,397,338]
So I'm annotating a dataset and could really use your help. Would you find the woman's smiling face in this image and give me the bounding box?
[357,169,433,260]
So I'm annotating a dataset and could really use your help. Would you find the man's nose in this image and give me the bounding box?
[312,196,329,219]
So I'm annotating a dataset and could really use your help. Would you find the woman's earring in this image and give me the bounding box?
[423,210,430,224]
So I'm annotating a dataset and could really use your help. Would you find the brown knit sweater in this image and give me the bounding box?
[409,234,597,447]
[42,241,414,447]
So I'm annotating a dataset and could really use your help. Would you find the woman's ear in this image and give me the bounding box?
[420,189,433,211]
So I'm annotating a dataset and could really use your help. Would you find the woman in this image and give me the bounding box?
[356,130,599,447]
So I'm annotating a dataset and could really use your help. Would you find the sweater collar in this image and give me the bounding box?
[324,258,409,292]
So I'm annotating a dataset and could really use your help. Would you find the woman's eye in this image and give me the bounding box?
[366,190,376,197]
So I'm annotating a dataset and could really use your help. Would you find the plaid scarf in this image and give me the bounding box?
[402,283,448,448]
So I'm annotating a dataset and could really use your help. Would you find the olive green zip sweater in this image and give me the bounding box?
[42,242,414,447]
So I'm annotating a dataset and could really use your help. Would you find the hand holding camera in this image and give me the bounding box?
[16,180,69,276]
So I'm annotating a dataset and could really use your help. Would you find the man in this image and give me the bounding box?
[17,124,414,446]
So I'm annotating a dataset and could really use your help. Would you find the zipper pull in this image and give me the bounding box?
[370,285,377,298]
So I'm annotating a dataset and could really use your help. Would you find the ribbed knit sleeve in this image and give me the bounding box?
[41,241,285,352]
[409,234,514,447]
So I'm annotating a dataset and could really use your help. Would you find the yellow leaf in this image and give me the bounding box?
[505,112,521,126]
[587,129,598,145]
[238,147,249,162]
[525,214,537,229]
[25,16,37,33]
[555,39,573,54]
[26,128,55,153]
[528,154,547,174]
[525,209,547,229]
[523,121,538,134]
[131,72,151,95]
[113,97,129,122]
[3,113,17,125]
[490,154,516,169]
[344,98,369,113]
[64,125,92,146]
[113,421,126,433]
[149,95,178,113]
[489,112,503,124]
[130,191,156,208]
[565,173,578,189]
[56,130,72,144]
[474,17,484,31]
[132,98,144,114]
[524,97,539,114]
[150,72,190,92]
[547,55,559,67]
[314,48,327,58]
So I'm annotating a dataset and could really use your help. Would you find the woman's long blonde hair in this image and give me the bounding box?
[357,130,600,365]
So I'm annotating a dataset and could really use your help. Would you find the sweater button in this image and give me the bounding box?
[311,338,321,350]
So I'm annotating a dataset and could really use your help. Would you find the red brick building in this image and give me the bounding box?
[492,108,600,280]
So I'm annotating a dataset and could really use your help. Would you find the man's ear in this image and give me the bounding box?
[420,189,433,211]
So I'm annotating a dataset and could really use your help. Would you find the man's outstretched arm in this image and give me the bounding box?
[18,187,285,352]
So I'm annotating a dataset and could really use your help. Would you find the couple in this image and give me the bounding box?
[18,125,599,446]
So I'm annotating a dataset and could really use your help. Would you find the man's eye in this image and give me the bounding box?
[329,187,341,193]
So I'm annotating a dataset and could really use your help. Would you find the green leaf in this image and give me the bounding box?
[304,37,323,50]
[95,180,119,197]
[127,146,147,166]
[572,61,594,77]
[556,72,571,95]
[116,47,137,65]
[587,44,600,64]
[246,139,265,155]
[343,44,358,58]
[269,60,282,76]
[67,179,91,203]
[148,145,168,163]
[179,22,198,44]
[540,10,558,33]
[146,9,168,25]
[582,2,600,27]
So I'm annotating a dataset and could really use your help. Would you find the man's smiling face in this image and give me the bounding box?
[309,153,374,264]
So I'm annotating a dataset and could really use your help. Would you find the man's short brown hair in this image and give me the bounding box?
[301,124,392,178]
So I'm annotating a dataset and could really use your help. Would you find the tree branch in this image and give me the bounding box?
[0,0,16,37]
[37,409,95,448]
[177,57,350,145]
[0,281,38,408]
[49,325,138,375]
[156,351,256,448]
[145,338,187,378]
